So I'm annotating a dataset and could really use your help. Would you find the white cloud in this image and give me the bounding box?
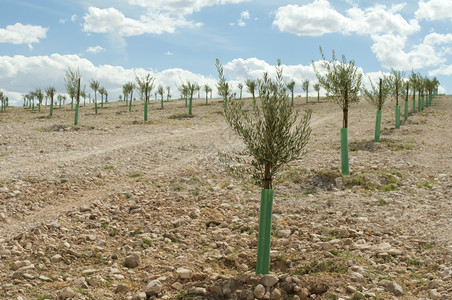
[0,54,218,106]
[429,64,452,76]
[86,46,105,54]
[0,23,48,45]
[237,10,250,27]
[126,0,249,16]
[59,18,67,24]
[164,51,173,56]
[424,32,452,45]
[71,14,78,22]
[370,34,445,70]
[415,0,452,21]
[273,1,420,37]
[240,10,250,20]
[83,6,201,36]
[273,1,348,36]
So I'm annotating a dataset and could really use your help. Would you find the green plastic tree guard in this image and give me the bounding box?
[418,96,421,112]
[374,110,382,142]
[412,95,416,113]
[144,101,148,121]
[49,102,53,117]
[305,92,308,104]
[38,103,41,112]
[161,97,164,109]
[95,101,98,114]
[74,103,79,125]
[340,128,349,175]
[395,105,400,129]
[189,97,193,116]
[206,94,208,105]
[404,101,408,121]
[291,94,294,107]
[256,189,274,275]
[128,99,132,112]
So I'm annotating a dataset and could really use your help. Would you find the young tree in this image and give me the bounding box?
[216,59,232,107]
[166,86,171,101]
[34,89,44,112]
[0,91,5,112]
[237,82,243,100]
[362,76,391,142]
[313,83,321,102]
[203,84,211,104]
[89,79,100,114]
[302,79,310,104]
[98,87,106,108]
[65,68,81,124]
[389,69,405,129]
[81,85,87,106]
[157,85,164,109]
[45,86,56,117]
[286,80,295,107]
[313,47,362,175]
[186,81,199,116]
[136,73,154,121]
[409,71,418,114]
[246,79,256,101]
[219,59,311,275]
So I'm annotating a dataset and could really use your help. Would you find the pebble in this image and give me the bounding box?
[145,279,162,295]
[254,284,265,299]
[124,253,140,268]
[386,281,404,296]
[176,267,193,279]
[262,274,279,287]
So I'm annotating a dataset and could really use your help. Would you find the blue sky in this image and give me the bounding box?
[1,0,451,105]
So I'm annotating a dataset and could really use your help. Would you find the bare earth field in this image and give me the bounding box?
[0,95,451,300]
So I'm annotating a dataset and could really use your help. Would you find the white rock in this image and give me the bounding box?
[386,281,404,296]
[176,267,193,279]
[254,284,265,299]
[262,274,279,287]
[145,280,162,295]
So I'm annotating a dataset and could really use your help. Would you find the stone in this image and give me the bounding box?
[310,283,328,294]
[116,283,129,293]
[51,254,63,263]
[190,287,207,295]
[176,267,193,279]
[386,281,404,296]
[262,274,279,287]
[335,177,343,189]
[254,284,265,299]
[278,229,291,238]
[350,271,365,282]
[58,287,76,299]
[297,287,310,300]
[387,249,402,255]
[145,280,162,295]
[171,282,184,290]
[346,285,357,293]
[74,277,89,289]
[87,275,102,287]
[124,253,140,268]
[429,289,442,300]
[270,288,281,300]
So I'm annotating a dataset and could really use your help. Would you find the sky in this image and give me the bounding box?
[1,0,451,106]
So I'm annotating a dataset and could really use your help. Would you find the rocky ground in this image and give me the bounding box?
[0,95,451,300]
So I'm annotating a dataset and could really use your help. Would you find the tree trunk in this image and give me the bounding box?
[263,163,272,190]
[343,84,348,128]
